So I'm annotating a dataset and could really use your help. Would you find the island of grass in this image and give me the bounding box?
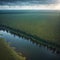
[0,38,26,60]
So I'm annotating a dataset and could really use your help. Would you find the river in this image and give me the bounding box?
[0,30,60,60]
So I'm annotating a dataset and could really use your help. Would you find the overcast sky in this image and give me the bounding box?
[0,0,60,10]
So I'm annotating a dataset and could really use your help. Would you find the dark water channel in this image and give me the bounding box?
[0,30,60,60]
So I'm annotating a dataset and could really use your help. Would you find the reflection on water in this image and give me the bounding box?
[0,30,60,60]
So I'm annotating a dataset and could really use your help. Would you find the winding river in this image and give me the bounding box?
[0,29,60,60]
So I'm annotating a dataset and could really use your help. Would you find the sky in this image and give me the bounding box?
[0,0,60,10]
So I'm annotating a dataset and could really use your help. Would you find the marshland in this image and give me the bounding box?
[0,10,60,60]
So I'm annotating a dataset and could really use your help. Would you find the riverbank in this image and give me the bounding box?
[0,24,60,52]
[0,38,26,60]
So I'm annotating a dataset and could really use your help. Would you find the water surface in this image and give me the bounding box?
[0,30,60,60]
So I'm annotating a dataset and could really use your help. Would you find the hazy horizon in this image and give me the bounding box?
[0,0,60,10]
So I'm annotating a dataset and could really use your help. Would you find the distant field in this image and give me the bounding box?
[0,10,60,45]
[0,38,26,60]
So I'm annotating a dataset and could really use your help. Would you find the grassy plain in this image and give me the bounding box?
[0,11,60,45]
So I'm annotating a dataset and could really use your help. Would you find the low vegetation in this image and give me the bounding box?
[0,11,60,45]
[0,38,26,60]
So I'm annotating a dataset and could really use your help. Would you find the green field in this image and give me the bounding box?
[0,38,26,60]
[0,11,60,45]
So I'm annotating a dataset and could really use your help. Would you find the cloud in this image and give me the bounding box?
[0,0,58,5]
[0,3,60,10]
[0,0,60,10]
